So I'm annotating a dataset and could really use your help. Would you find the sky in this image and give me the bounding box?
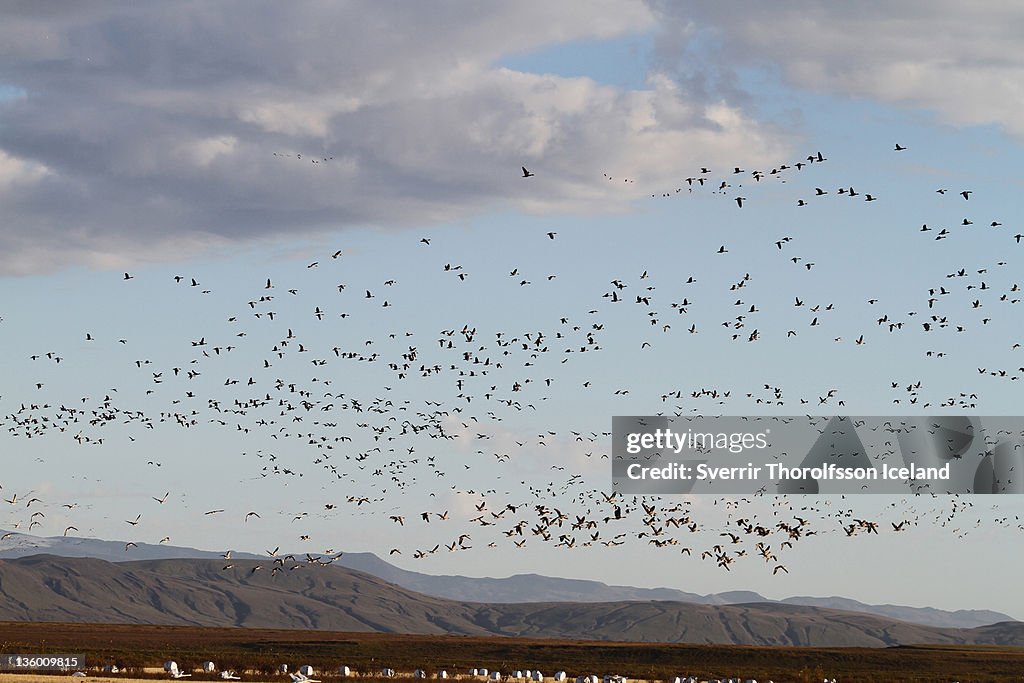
[2,2,1024,619]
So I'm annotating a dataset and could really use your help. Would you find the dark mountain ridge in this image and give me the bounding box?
[0,530,1011,629]
[0,554,1021,647]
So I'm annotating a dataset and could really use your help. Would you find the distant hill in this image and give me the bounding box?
[0,555,1021,647]
[0,530,265,562]
[309,552,1014,629]
[335,552,712,603]
[0,530,1012,629]
[778,596,1010,630]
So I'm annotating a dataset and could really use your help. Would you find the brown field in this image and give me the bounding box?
[1,623,1023,683]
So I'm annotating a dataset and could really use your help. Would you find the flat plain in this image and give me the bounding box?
[1,623,1023,683]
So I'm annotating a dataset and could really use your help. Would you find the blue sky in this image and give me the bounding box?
[2,2,1024,619]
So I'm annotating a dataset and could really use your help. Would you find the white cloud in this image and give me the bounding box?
[0,1,790,275]
[0,149,49,190]
[646,1,1024,136]
[177,135,238,168]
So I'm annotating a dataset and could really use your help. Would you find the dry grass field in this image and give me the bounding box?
[1,623,1023,683]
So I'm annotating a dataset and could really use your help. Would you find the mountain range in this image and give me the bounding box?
[0,554,1022,647]
[0,530,1012,631]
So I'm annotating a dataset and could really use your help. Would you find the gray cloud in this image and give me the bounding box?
[0,1,789,275]
[647,2,1024,137]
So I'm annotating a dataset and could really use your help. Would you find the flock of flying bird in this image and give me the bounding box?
[1,141,1023,583]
